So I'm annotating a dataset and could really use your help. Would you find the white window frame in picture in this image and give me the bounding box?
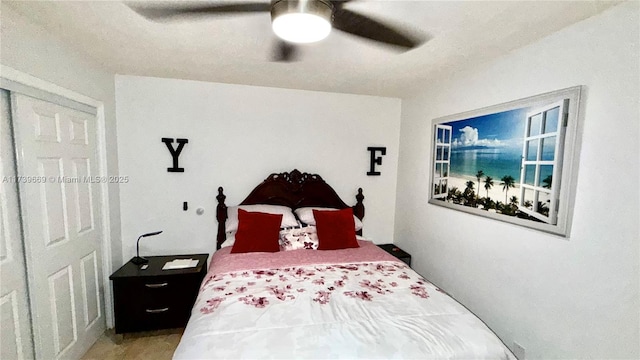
[432,124,452,200]
[428,86,583,237]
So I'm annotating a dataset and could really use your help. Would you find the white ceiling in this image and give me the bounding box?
[4,0,619,97]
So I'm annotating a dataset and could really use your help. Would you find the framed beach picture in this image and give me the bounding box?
[429,86,583,237]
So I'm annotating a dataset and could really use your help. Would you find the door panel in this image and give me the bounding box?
[49,266,78,356]
[71,158,94,234]
[0,292,26,359]
[33,107,61,143]
[11,94,104,360]
[38,157,69,246]
[69,117,88,145]
[0,90,34,359]
[80,251,101,328]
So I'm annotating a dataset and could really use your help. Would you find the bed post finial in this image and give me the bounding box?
[353,188,365,236]
[353,187,365,221]
[216,187,227,250]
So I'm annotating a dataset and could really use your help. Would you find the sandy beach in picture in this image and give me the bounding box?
[447,174,520,203]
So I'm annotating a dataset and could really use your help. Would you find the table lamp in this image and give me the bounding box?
[131,230,163,265]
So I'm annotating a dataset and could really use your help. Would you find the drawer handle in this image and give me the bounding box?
[145,307,169,314]
[145,282,168,288]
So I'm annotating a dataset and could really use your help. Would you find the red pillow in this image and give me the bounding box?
[231,209,282,253]
[314,208,359,250]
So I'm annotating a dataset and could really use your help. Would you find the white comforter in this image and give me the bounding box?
[174,243,514,359]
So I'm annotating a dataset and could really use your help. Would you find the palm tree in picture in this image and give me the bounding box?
[463,180,475,206]
[465,180,475,191]
[510,196,519,207]
[447,186,459,201]
[537,201,549,217]
[542,175,553,189]
[484,176,494,199]
[501,175,516,204]
[475,170,484,200]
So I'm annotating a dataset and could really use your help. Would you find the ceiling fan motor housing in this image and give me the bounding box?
[271,0,334,43]
[271,0,334,21]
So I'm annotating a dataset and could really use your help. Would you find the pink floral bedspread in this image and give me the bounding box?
[208,240,399,275]
[174,242,515,359]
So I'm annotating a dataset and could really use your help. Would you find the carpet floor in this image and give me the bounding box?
[82,328,183,360]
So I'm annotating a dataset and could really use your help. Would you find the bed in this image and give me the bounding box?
[173,169,515,359]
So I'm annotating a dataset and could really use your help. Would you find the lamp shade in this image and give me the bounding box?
[271,0,332,44]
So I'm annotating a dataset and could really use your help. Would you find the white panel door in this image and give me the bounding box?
[11,94,104,360]
[0,90,34,359]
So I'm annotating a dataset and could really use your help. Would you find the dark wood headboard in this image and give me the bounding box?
[216,169,364,249]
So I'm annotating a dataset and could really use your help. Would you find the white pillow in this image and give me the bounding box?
[225,205,298,233]
[220,233,235,248]
[294,207,363,231]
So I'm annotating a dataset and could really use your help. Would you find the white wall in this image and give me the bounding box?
[0,6,122,273]
[394,2,639,359]
[116,75,401,263]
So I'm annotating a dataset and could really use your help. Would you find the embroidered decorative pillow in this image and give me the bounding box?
[230,210,282,254]
[279,226,319,251]
[314,208,359,250]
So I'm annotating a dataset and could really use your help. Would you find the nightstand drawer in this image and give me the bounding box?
[134,302,186,331]
[140,280,172,307]
[138,276,198,305]
[119,275,197,301]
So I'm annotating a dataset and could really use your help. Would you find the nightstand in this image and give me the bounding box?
[377,244,411,267]
[109,254,208,334]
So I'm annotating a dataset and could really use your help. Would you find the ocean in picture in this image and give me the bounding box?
[444,107,530,182]
[450,147,522,182]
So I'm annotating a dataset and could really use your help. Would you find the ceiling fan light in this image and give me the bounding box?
[271,0,333,44]
[272,13,331,43]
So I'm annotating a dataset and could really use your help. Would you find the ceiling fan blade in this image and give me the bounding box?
[329,0,355,5]
[128,2,271,21]
[332,8,424,49]
[272,41,299,62]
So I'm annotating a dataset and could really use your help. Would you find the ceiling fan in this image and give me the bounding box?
[128,0,426,62]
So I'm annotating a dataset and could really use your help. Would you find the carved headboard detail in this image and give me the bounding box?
[216,169,364,249]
